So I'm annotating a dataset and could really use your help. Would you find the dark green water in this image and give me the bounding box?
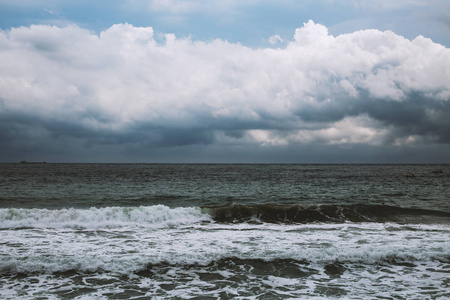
[0,164,449,299]
[1,164,449,211]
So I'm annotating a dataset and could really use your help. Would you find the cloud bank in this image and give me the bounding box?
[0,21,449,162]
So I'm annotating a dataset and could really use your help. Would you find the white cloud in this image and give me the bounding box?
[0,20,449,152]
[246,115,388,147]
[268,34,283,45]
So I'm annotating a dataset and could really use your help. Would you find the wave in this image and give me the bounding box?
[1,204,449,229]
[0,205,210,229]
[2,251,449,276]
[203,204,450,224]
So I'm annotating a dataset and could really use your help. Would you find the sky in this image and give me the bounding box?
[0,0,450,163]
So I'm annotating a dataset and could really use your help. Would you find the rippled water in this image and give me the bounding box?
[0,164,449,299]
[2,163,450,210]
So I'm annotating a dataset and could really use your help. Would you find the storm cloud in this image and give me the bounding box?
[0,21,449,162]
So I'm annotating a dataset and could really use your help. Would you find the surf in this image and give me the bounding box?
[1,203,450,229]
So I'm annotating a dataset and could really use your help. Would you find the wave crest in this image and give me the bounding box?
[203,204,450,224]
[0,205,210,229]
[1,204,449,229]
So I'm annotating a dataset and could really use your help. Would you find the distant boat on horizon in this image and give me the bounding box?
[20,160,46,164]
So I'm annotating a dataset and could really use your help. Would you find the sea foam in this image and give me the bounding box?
[0,205,211,229]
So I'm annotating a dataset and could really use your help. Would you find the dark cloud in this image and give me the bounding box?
[0,21,449,162]
[362,92,450,143]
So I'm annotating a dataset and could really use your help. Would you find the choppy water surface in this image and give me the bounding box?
[0,164,449,299]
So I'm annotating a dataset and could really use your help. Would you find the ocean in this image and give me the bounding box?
[0,163,449,299]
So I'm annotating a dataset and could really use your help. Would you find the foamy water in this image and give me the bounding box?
[1,164,449,299]
[1,206,449,299]
[0,205,211,229]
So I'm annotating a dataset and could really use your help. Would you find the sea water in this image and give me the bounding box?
[0,164,449,299]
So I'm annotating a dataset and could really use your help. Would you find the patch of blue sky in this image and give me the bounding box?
[1,0,449,47]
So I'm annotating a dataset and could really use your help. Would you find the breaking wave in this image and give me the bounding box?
[0,205,210,229]
[204,203,450,224]
[1,204,449,229]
